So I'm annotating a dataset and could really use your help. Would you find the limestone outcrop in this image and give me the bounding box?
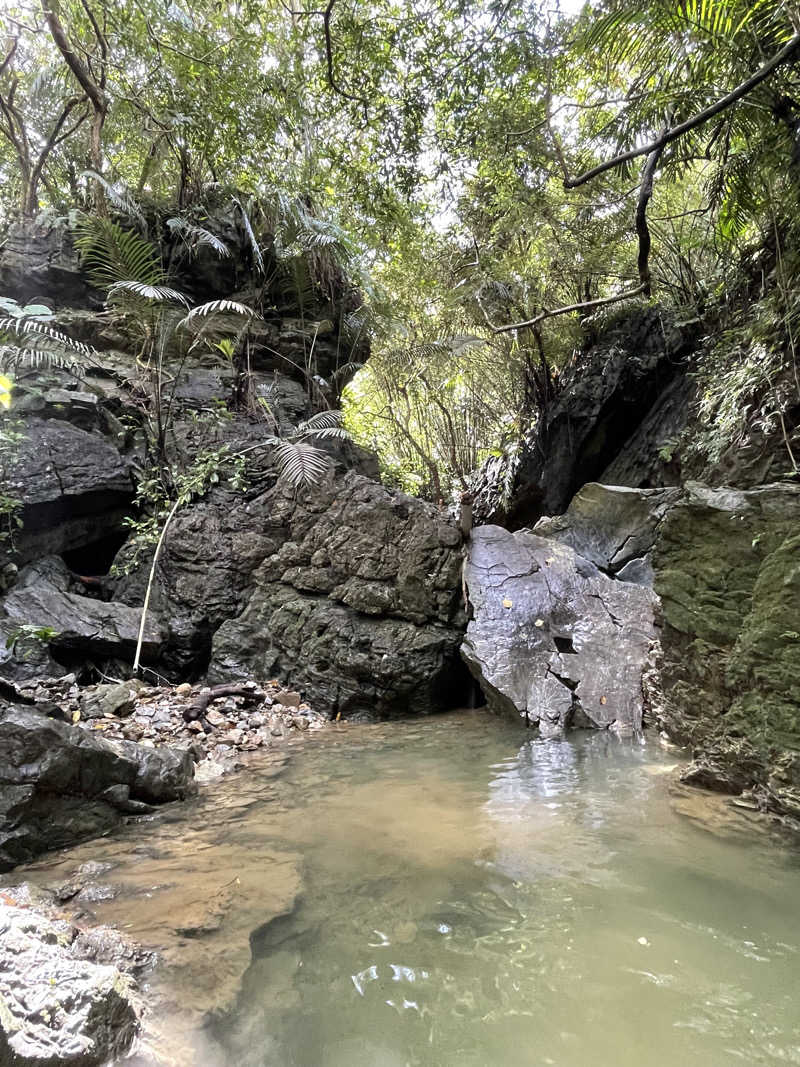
[462,523,656,737]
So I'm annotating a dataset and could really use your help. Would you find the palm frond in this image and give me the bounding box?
[107,281,190,306]
[298,426,350,441]
[298,410,342,432]
[167,218,230,257]
[80,171,146,226]
[0,318,96,357]
[0,345,77,371]
[233,197,265,274]
[272,439,331,488]
[177,300,253,328]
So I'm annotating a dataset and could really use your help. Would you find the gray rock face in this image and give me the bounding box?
[0,217,97,307]
[135,471,468,717]
[462,524,656,737]
[0,705,194,870]
[534,483,681,579]
[11,418,133,563]
[0,901,137,1066]
[2,557,163,666]
[471,307,695,528]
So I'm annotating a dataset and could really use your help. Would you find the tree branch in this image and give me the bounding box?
[564,32,800,189]
[41,0,107,114]
[478,286,647,336]
[322,0,369,114]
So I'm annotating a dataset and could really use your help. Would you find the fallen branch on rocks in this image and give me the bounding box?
[183,683,266,726]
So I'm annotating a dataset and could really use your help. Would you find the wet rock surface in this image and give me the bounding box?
[0,890,139,1066]
[462,524,656,737]
[520,480,800,825]
[0,704,195,871]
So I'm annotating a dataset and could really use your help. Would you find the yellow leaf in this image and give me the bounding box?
[502,598,513,608]
[534,619,545,628]
[600,695,607,705]
[0,374,12,410]
[72,710,81,723]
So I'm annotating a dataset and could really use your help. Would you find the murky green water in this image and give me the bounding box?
[11,712,800,1066]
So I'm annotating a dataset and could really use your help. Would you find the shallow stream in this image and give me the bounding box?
[12,712,800,1066]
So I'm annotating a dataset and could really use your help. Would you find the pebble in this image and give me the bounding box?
[33,676,327,780]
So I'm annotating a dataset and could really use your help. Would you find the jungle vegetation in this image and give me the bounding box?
[1,0,799,498]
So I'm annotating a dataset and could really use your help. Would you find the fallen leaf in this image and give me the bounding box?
[600,695,607,705]
[534,618,545,628]
[72,710,81,723]
[502,598,513,608]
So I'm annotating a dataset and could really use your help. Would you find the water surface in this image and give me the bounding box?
[11,712,800,1066]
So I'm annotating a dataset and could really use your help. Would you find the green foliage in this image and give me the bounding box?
[5,624,59,657]
[72,215,164,289]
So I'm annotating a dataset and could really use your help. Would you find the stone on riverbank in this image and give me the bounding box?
[0,900,138,1066]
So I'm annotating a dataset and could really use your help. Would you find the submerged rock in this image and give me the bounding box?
[462,524,656,736]
[0,901,138,1066]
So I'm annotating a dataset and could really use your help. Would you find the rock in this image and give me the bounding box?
[80,681,144,720]
[175,682,192,696]
[274,689,301,708]
[462,525,656,736]
[0,705,194,871]
[2,557,163,664]
[0,216,97,307]
[10,418,133,564]
[0,901,138,1066]
[524,480,800,817]
[472,307,695,527]
[534,483,681,576]
[201,473,468,718]
[205,709,226,727]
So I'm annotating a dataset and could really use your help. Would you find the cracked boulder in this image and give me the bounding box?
[462,525,656,737]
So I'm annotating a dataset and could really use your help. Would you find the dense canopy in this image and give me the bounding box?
[2,0,800,495]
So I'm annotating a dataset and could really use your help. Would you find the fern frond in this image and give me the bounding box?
[73,215,164,288]
[107,281,190,306]
[233,197,265,274]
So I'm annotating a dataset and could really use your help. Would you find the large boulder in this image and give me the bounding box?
[0,705,195,870]
[117,471,468,715]
[9,418,133,564]
[516,480,800,820]
[462,524,656,736]
[1,557,163,668]
[208,473,468,717]
[0,901,137,1066]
